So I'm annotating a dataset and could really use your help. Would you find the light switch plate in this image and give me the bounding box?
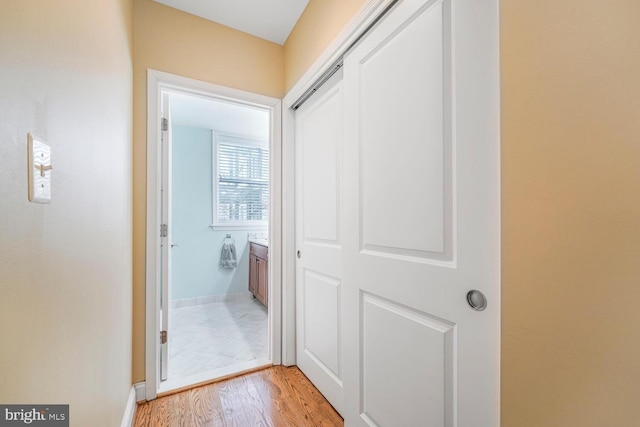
[28,133,52,203]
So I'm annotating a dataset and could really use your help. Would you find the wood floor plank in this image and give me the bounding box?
[167,389,190,427]
[134,366,343,427]
[233,374,275,426]
[188,385,217,427]
[217,375,252,427]
[207,382,227,426]
[135,393,168,427]
[150,396,168,427]
[279,368,341,427]
[290,368,342,426]
[133,399,151,427]
[240,369,290,426]
[262,368,310,426]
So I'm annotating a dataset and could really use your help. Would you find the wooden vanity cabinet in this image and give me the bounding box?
[249,242,268,306]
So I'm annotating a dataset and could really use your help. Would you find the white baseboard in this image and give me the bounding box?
[171,291,253,309]
[121,386,137,427]
[134,382,146,402]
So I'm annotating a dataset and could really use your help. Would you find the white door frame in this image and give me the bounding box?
[145,69,283,401]
[281,0,402,366]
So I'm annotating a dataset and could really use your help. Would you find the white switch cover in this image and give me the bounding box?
[28,133,52,203]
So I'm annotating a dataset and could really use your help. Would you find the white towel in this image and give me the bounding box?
[220,242,238,269]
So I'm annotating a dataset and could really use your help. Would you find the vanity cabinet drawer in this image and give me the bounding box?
[250,242,268,260]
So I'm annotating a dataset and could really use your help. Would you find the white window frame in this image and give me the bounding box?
[211,132,270,230]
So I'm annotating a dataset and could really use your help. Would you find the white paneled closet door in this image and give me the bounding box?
[295,69,345,415]
[341,0,500,426]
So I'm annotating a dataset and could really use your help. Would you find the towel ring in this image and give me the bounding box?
[223,234,235,244]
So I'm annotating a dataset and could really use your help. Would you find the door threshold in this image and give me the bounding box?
[157,359,272,397]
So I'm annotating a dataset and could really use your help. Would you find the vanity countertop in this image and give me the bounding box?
[249,238,269,248]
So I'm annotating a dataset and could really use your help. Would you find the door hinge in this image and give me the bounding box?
[160,330,167,344]
[160,223,168,237]
[161,117,168,131]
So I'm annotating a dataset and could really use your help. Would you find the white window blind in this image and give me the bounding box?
[214,135,269,227]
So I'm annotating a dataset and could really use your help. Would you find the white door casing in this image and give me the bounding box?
[295,69,345,415]
[146,69,283,400]
[340,0,500,425]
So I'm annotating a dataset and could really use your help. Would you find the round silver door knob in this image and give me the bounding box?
[466,290,487,311]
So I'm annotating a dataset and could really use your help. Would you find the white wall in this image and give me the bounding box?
[0,1,133,425]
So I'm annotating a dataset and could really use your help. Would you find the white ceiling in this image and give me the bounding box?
[169,92,270,141]
[153,0,310,45]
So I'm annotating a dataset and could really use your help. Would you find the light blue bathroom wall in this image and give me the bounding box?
[170,125,265,301]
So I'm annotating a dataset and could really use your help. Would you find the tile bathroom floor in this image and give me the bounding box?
[168,296,268,380]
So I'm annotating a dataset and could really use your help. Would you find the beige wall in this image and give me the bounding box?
[283,0,368,92]
[501,0,640,425]
[0,1,133,426]
[132,0,284,382]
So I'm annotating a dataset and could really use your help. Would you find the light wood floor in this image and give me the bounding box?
[134,366,343,427]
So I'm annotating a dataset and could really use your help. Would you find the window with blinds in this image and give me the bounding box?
[213,134,269,228]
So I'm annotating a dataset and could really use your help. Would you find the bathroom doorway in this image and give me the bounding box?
[145,70,282,399]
